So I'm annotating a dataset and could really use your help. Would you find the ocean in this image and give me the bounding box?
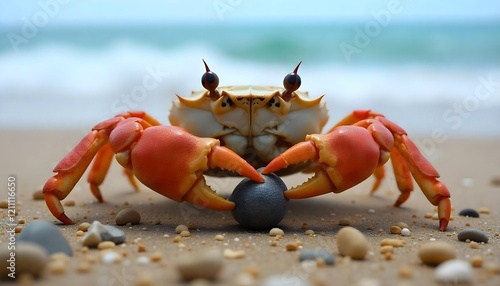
[1,21,499,137]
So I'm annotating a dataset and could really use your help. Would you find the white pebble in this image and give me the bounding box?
[136,256,150,265]
[368,209,375,213]
[102,251,121,265]
[435,259,473,283]
[401,228,411,236]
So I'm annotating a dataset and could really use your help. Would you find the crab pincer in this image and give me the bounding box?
[263,116,451,232]
[43,113,263,224]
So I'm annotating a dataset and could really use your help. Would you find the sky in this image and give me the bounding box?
[1,0,500,26]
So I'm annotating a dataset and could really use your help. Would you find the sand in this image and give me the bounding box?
[1,130,500,285]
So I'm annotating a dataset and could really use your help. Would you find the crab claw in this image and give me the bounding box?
[129,126,264,211]
[263,127,380,199]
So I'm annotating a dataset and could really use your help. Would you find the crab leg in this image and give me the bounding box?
[43,129,110,224]
[392,133,451,231]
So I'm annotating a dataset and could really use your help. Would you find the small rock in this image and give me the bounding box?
[176,249,223,281]
[32,189,45,200]
[78,222,91,232]
[229,171,288,230]
[82,221,126,247]
[224,248,246,259]
[435,259,473,283]
[175,224,188,234]
[400,228,411,236]
[18,220,72,256]
[82,228,102,248]
[299,248,335,265]
[115,208,141,225]
[418,241,456,266]
[458,208,480,218]
[269,228,284,236]
[0,242,48,279]
[457,228,488,243]
[336,227,369,260]
[390,225,402,234]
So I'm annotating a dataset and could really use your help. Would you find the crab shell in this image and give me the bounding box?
[169,86,329,172]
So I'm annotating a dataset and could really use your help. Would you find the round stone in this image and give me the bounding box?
[457,228,489,243]
[229,171,288,230]
[435,259,474,283]
[115,208,141,225]
[299,248,335,265]
[458,208,480,218]
[176,249,223,281]
[418,241,456,266]
[17,220,72,256]
[336,227,369,260]
[0,242,48,279]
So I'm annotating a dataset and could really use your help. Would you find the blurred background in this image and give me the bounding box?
[1,0,499,137]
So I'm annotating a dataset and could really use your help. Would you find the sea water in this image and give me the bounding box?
[1,22,499,137]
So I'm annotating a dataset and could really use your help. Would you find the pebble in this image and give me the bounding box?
[380,239,405,247]
[269,228,284,236]
[78,222,91,232]
[336,227,369,260]
[176,249,223,281]
[97,241,116,250]
[390,225,402,234]
[180,230,191,237]
[457,228,489,243]
[63,200,75,206]
[229,171,288,230]
[82,221,126,247]
[214,234,224,241]
[458,208,480,218]
[285,242,298,251]
[478,207,490,214]
[32,189,45,200]
[263,275,310,286]
[470,255,484,268]
[115,208,141,225]
[18,220,73,256]
[299,248,335,265]
[0,242,48,279]
[418,241,456,266]
[102,251,122,264]
[224,248,246,259]
[0,200,8,208]
[435,259,474,284]
[400,228,411,236]
[175,224,188,234]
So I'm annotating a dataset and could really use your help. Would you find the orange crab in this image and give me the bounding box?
[43,61,451,231]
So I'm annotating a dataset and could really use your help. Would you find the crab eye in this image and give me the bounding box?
[283,72,301,92]
[281,61,302,100]
[201,60,220,100]
[201,70,219,91]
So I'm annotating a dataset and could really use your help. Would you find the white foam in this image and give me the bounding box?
[1,43,499,136]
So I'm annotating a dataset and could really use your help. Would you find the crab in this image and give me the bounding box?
[43,60,451,231]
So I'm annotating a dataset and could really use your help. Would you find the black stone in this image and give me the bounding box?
[458,208,480,218]
[229,171,288,230]
[457,228,489,243]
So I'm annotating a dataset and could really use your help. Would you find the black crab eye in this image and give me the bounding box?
[281,61,302,100]
[283,72,301,92]
[201,70,219,91]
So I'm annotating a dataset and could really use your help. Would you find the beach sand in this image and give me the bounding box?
[1,130,499,285]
